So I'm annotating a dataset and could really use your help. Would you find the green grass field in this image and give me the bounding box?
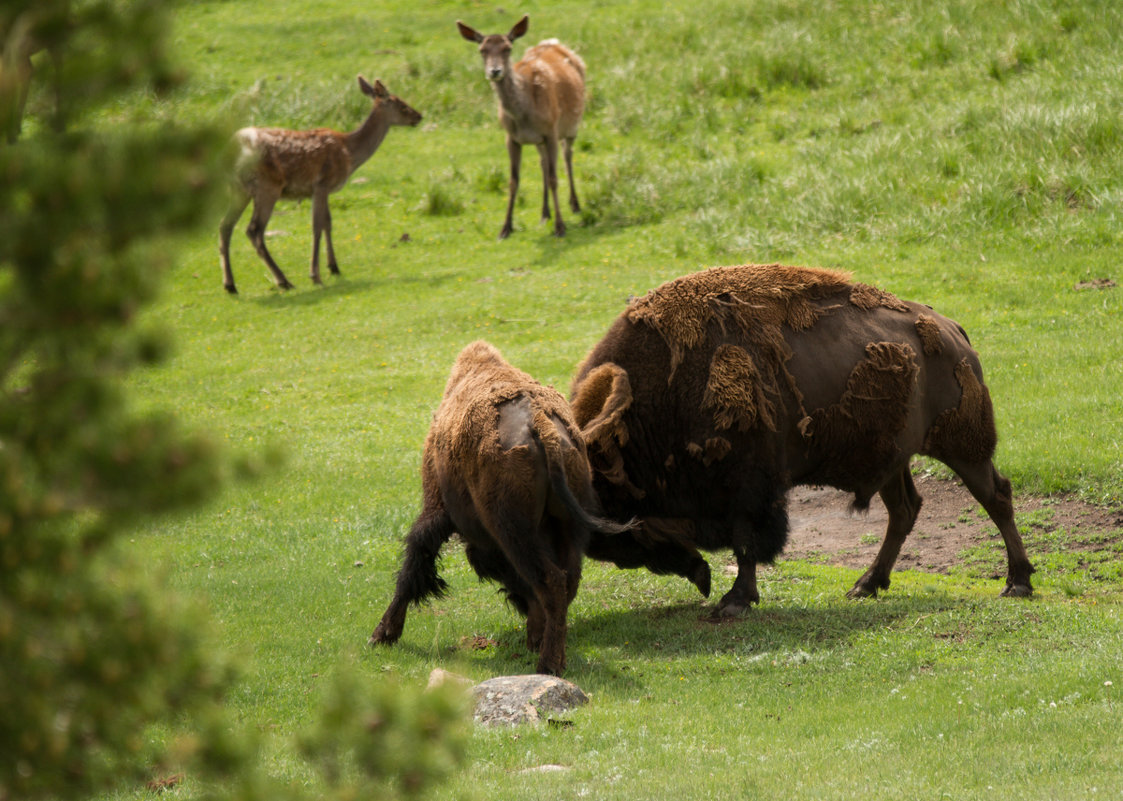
[99,0,1123,797]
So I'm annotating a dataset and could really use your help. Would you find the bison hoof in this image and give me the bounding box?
[710,603,748,620]
[712,595,755,619]
[368,625,400,646]
[535,658,564,676]
[846,584,878,600]
[1000,582,1033,598]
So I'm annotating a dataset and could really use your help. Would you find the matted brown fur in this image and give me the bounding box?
[801,342,920,503]
[625,264,852,377]
[849,282,912,313]
[432,341,586,483]
[914,314,944,355]
[702,344,778,433]
[924,358,998,464]
[686,436,733,467]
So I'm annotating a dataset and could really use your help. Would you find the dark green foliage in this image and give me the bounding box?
[0,2,466,800]
[298,666,470,800]
[1,3,230,796]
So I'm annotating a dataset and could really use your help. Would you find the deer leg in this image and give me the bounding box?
[310,190,336,285]
[218,191,251,294]
[500,136,521,240]
[848,465,923,599]
[564,137,580,213]
[540,137,565,237]
[947,458,1034,597]
[245,194,294,290]
[369,507,456,646]
[537,143,551,222]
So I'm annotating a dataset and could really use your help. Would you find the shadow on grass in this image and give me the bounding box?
[363,591,964,691]
[519,218,618,270]
[569,597,959,658]
[245,270,464,307]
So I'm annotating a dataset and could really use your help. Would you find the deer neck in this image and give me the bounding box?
[492,68,533,122]
[343,107,392,173]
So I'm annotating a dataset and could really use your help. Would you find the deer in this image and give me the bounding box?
[457,15,586,240]
[218,76,421,294]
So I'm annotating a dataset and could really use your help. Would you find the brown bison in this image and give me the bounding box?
[570,264,1034,615]
[370,340,629,675]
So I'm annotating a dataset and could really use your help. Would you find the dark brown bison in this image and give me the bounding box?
[569,264,1034,615]
[370,340,629,675]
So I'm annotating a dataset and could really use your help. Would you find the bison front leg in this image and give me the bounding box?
[714,546,759,619]
[369,508,455,646]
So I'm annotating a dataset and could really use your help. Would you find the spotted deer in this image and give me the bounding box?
[218,76,421,294]
[457,15,585,239]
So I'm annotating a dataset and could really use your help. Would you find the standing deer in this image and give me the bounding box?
[218,76,421,294]
[457,15,585,239]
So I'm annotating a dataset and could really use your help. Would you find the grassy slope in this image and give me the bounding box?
[113,0,1122,797]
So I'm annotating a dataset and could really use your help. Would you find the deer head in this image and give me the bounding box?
[457,15,529,82]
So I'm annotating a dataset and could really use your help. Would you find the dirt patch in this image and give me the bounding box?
[782,474,1122,573]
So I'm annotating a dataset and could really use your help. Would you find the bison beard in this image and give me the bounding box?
[369,340,629,675]
[570,264,1034,615]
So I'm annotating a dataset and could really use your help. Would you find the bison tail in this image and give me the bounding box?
[533,428,636,538]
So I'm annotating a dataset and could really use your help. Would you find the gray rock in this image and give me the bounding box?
[471,674,589,727]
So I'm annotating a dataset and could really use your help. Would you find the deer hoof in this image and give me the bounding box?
[224,283,238,295]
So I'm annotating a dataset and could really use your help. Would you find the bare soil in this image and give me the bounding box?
[782,474,1123,574]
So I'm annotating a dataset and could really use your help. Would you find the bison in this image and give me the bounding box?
[569,264,1034,615]
[370,340,629,675]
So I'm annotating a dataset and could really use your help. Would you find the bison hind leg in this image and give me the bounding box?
[947,458,1034,597]
[847,466,922,599]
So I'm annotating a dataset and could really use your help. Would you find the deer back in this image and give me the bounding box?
[508,41,586,140]
[235,127,351,199]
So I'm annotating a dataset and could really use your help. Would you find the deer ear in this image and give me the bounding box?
[457,20,483,43]
[372,79,389,98]
[357,76,374,97]
[508,15,529,41]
